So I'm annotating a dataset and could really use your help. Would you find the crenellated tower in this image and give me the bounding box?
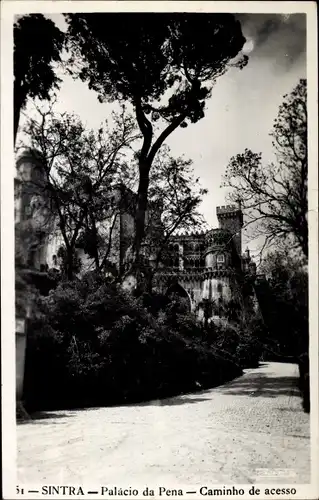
[216,204,243,257]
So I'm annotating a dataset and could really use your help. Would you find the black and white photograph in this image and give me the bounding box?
[1,2,318,499]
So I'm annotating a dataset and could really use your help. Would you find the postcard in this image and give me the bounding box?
[1,2,318,499]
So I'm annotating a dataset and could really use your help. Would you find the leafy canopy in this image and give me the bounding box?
[65,13,247,264]
[65,13,247,127]
[148,146,207,237]
[14,14,64,107]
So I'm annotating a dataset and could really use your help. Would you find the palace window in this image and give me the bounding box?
[217,254,225,263]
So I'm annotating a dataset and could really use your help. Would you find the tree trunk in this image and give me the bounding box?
[66,246,74,280]
[14,82,25,144]
[134,161,150,265]
[90,213,100,272]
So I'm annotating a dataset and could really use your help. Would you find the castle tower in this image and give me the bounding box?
[216,204,243,257]
[15,149,53,269]
[15,149,47,222]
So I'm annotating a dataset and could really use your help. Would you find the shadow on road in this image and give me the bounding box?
[17,364,302,417]
[138,396,212,407]
[216,375,300,398]
[17,411,75,424]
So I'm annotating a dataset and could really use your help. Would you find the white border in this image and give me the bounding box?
[1,2,318,499]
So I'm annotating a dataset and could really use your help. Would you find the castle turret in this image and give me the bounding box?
[216,204,243,257]
[16,149,46,185]
[15,149,53,269]
[15,149,47,223]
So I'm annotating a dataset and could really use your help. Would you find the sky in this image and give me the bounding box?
[18,12,307,254]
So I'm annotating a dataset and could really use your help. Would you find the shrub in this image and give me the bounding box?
[23,275,243,411]
[298,352,310,413]
[204,313,265,370]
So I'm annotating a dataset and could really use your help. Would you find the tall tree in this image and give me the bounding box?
[145,146,207,283]
[14,14,64,142]
[19,104,138,279]
[258,249,308,359]
[223,79,307,257]
[65,13,248,265]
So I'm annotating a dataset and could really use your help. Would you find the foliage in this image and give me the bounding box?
[223,79,307,257]
[257,249,309,411]
[298,352,310,413]
[19,104,138,278]
[65,13,248,263]
[149,146,208,237]
[56,244,82,277]
[14,14,64,140]
[142,146,208,286]
[206,312,265,369]
[23,275,243,411]
[257,250,308,357]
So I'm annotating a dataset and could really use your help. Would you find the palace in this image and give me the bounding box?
[15,149,256,317]
[153,206,256,316]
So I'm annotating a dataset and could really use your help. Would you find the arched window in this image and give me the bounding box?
[217,254,225,263]
[217,283,223,294]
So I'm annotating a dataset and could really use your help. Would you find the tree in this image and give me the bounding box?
[257,249,309,412]
[223,79,307,257]
[65,13,248,266]
[14,14,64,142]
[145,146,207,288]
[19,103,138,279]
[258,249,308,357]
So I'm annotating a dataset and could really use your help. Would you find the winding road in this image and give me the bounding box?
[17,362,310,486]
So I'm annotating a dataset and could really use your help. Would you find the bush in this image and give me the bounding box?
[298,352,310,413]
[204,313,265,370]
[23,275,243,411]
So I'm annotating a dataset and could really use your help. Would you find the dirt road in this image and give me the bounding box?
[17,362,310,485]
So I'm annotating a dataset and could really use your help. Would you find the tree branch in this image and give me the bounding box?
[148,113,186,165]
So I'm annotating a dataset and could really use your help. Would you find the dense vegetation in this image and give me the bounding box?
[257,251,309,411]
[22,273,263,412]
